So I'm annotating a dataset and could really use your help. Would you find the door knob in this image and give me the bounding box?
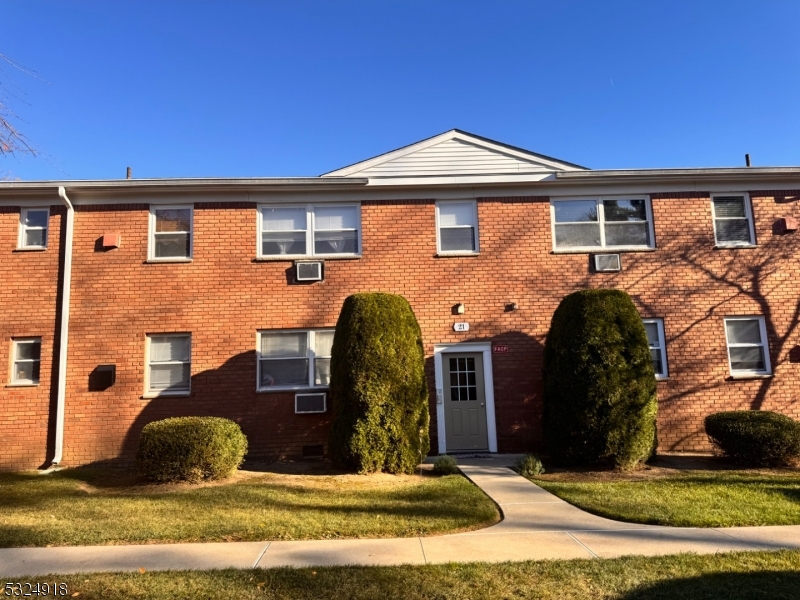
[480,403,485,407]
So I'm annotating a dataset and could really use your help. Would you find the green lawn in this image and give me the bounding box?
[532,470,800,527]
[10,551,800,599]
[0,467,499,547]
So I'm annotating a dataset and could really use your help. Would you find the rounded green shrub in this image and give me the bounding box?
[543,289,658,470]
[516,453,545,477]
[328,292,430,474]
[136,416,248,483]
[432,454,459,475]
[705,411,800,467]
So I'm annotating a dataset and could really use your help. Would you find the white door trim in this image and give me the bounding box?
[433,343,498,454]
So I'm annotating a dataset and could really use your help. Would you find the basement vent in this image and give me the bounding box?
[296,261,323,281]
[295,393,326,414]
[593,253,621,272]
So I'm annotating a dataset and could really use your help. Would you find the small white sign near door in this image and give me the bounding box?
[453,322,470,332]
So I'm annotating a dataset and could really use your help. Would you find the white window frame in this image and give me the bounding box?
[711,193,756,247]
[144,333,192,396]
[18,207,50,250]
[550,196,655,252]
[257,204,361,259]
[10,337,42,385]
[256,329,334,391]
[642,318,668,380]
[723,316,772,376]
[435,199,480,255]
[148,205,194,261]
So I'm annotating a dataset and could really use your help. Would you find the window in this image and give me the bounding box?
[642,319,667,379]
[551,197,654,250]
[149,206,193,259]
[712,194,755,246]
[146,334,191,394]
[259,204,360,258]
[724,317,771,376]
[436,201,478,254]
[18,208,49,249]
[257,330,334,390]
[11,338,41,385]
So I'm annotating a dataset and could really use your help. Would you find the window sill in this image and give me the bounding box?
[435,252,480,258]
[727,374,773,380]
[257,387,329,393]
[144,258,193,264]
[714,244,758,250]
[13,247,47,252]
[551,247,656,255]
[253,255,361,262]
[6,383,40,387]
[141,391,191,399]
[655,377,669,382]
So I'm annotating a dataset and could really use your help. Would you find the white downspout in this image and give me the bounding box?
[51,186,74,467]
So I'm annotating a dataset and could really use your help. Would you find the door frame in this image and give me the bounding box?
[433,343,498,454]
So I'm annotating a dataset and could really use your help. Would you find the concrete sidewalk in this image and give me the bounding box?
[2,455,800,576]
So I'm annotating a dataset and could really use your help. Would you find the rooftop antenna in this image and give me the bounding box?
[126,166,132,179]
[745,154,751,167]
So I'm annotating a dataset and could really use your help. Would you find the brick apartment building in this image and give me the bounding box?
[1,130,799,470]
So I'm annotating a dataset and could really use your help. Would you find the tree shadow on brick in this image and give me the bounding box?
[117,349,332,468]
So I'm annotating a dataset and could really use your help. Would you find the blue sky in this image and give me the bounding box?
[2,1,799,180]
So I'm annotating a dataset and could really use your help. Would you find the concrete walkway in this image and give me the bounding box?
[2,455,800,577]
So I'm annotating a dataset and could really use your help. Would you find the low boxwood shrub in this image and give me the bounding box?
[516,453,545,477]
[705,411,800,467]
[136,416,248,483]
[328,292,430,474]
[543,289,658,470]
[432,455,459,475]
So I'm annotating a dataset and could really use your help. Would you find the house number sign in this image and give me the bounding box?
[453,322,470,332]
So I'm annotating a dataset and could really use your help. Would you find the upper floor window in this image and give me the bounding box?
[149,206,193,260]
[11,338,41,385]
[259,204,361,258]
[18,208,49,249]
[724,317,771,376]
[436,200,479,254]
[257,329,334,390]
[551,197,654,251]
[642,319,667,379]
[712,194,755,246]
[146,334,192,395]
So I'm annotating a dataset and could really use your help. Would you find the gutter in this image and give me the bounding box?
[51,186,74,467]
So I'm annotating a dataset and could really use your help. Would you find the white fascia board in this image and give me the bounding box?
[324,130,586,177]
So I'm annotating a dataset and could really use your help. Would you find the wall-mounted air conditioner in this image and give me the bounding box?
[593,254,621,272]
[295,261,323,282]
[295,393,326,414]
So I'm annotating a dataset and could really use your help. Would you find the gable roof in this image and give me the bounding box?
[323,129,588,178]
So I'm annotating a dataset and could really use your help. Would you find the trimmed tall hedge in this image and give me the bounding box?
[136,416,248,483]
[328,292,430,474]
[705,411,800,467]
[543,289,658,469]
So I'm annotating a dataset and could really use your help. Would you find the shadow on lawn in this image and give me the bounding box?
[620,570,800,600]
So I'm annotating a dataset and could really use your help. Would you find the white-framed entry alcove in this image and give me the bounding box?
[433,342,498,454]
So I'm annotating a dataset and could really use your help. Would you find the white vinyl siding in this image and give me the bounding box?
[551,197,654,251]
[642,319,667,379]
[149,205,193,260]
[257,330,334,390]
[18,208,49,249]
[712,194,755,246]
[259,204,361,258]
[11,338,42,385]
[724,317,771,376]
[147,334,192,394]
[436,200,479,254]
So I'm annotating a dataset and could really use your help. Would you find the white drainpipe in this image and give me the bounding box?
[51,186,74,467]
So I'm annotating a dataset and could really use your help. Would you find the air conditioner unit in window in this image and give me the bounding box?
[295,392,326,414]
[594,253,621,272]
[295,261,323,282]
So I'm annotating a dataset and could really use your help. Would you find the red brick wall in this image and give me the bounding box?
[4,190,800,468]
[0,205,63,470]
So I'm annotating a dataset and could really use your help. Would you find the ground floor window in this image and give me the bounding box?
[146,334,191,394]
[642,319,667,379]
[11,338,41,385]
[258,329,334,390]
[724,317,771,375]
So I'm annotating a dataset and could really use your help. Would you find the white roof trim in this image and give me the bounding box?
[323,129,587,177]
